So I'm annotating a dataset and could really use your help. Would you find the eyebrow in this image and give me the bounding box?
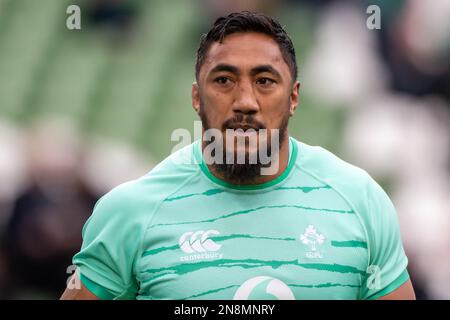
[209,63,282,79]
[250,65,282,79]
[209,63,240,75]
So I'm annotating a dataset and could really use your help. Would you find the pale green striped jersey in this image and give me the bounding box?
[73,137,409,300]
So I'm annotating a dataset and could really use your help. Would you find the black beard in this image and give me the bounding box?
[214,161,262,185]
[199,104,289,185]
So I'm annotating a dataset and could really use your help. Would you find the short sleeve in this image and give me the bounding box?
[72,184,148,300]
[360,178,409,299]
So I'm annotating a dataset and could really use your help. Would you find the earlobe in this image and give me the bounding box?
[289,105,296,117]
[192,82,200,114]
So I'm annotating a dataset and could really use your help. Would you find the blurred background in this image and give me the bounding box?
[0,0,448,299]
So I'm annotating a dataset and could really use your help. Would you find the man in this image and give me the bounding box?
[61,11,415,300]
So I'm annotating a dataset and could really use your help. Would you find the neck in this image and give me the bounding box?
[203,134,290,186]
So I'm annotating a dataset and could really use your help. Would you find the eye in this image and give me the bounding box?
[256,77,276,86]
[214,76,232,85]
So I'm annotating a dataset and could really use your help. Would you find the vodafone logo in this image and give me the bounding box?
[233,276,295,300]
[178,230,223,262]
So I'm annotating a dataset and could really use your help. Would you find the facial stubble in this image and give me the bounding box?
[199,101,290,185]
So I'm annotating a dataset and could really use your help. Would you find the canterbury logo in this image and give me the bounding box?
[179,230,222,253]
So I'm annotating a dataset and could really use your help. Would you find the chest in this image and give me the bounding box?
[136,191,368,300]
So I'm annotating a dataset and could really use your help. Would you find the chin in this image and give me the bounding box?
[224,146,259,164]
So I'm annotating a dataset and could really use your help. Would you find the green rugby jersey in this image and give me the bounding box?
[73,137,409,300]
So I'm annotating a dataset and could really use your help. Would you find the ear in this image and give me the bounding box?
[192,81,200,114]
[289,80,300,117]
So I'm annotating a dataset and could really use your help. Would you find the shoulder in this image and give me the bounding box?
[292,138,385,217]
[85,142,200,230]
[293,138,372,188]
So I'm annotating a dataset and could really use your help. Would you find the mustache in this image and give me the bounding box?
[222,115,266,131]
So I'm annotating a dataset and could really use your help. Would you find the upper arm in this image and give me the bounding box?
[70,184,150,300]
[60,274,99,300]
[359,177,410,299]
[377,278,416,300]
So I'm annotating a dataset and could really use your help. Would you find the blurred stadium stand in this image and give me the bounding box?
[0,0,448,299]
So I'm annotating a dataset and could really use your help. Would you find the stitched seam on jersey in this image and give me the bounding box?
[81,184,143,300]
[143,170,203,231]
[92,178,162,300]
[296,162,371,298]
[113,281,140,300]
[135,170,202,298]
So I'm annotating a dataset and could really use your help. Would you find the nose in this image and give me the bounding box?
[232,80,259,115]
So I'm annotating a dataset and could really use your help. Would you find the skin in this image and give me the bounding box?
[60,274,98,300]
[378,279,416,300]
[192,32,300,185]
[60,31,415,300]
[60,274,416,300]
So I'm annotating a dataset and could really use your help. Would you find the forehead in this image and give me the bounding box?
[201,32,289,77]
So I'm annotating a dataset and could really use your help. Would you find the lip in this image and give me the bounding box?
[227,124,259,131]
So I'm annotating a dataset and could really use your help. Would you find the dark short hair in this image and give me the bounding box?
[195,11,298,82]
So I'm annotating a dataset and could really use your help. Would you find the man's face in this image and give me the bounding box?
[192,32,299,181]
